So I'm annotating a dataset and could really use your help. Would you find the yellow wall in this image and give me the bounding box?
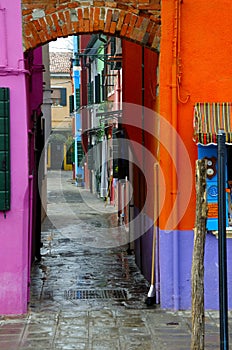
[51,76,73,131]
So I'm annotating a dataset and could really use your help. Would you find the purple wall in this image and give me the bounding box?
[134,210,154,283]
[27,47,44,302]
[159,230,232,310]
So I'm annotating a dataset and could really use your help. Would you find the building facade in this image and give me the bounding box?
[0,2,45,314]
[0,0,232,314]
[78,34,122,202]
[48,51,73,170]
[159,1,232,309]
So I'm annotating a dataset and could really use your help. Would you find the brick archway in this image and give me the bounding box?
[21,1,161,52]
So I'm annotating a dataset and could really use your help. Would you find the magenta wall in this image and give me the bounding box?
[0,1,30,314]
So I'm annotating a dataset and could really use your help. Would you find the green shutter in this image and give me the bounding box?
[113,130,119,178]
[0,88,10,211]
[76,88,80,109]
[95,74,101,104]
[69,95,74,113]
[88,82,94,104]
[77,141,85,166]
[66,142,74,165]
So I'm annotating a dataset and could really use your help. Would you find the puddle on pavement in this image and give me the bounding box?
[30,172,150,311]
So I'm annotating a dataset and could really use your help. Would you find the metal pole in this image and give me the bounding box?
[217,131,229,350]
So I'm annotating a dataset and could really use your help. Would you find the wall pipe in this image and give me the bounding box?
[217,132,229,349]
[0,7,8,67]
[171,0,180,310]
[155,163,160,303]
[146,163,159,305]
[28,174,34,302]
[0,7,30,75]
[176,1,190,104]
[116,70,121,105]
[0,68,30,75]
[140,46,145,271]
[0,59,31,75]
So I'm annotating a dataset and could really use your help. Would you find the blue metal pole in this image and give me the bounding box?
[217,131,229,350]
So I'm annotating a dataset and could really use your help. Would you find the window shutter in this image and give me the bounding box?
[69,95,74,113]
[60,88,67,106]
[110,38,116,69]
[101,71,106,101]
[87,144,94,170]
[76,88,80,109]
[95,74,101,104]
[88,82,94,104]
[66,142,74,165]
[77,141,85,166]
[113,129,119,178]
[111,37,116,56]
[0,87,10,211]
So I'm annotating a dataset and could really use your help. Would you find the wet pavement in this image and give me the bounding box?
[0,170,232,349]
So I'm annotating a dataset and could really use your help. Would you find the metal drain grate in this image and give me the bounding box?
[64,289,127,300]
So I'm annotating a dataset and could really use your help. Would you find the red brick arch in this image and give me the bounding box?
[21,0,161,52]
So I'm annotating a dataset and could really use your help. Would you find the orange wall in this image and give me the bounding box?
[159,0,232,230]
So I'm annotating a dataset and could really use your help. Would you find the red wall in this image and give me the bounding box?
[122,40,158,218]
[122,40,158,219]
[122,40,158,277]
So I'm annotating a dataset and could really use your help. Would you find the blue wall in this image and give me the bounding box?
[73,36,84,182]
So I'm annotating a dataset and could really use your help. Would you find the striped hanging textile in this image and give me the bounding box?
[193,102,232,145]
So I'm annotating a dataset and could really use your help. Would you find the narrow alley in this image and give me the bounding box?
[0,171,231,349]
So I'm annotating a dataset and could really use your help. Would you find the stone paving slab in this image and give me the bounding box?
[0,171,232,349]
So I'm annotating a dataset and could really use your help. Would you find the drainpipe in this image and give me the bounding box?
[116,70,121,106]
[139,46,145,272]
[0,8,30,75]
[28,174,33,302]
[146,163,159,306]
[0,7,8,67]
[171,0,180,310]
[119,179,125,225]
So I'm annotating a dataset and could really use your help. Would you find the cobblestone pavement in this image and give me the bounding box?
[0,170,232,349]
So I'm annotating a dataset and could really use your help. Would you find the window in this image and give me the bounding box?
[51,87,67,106]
